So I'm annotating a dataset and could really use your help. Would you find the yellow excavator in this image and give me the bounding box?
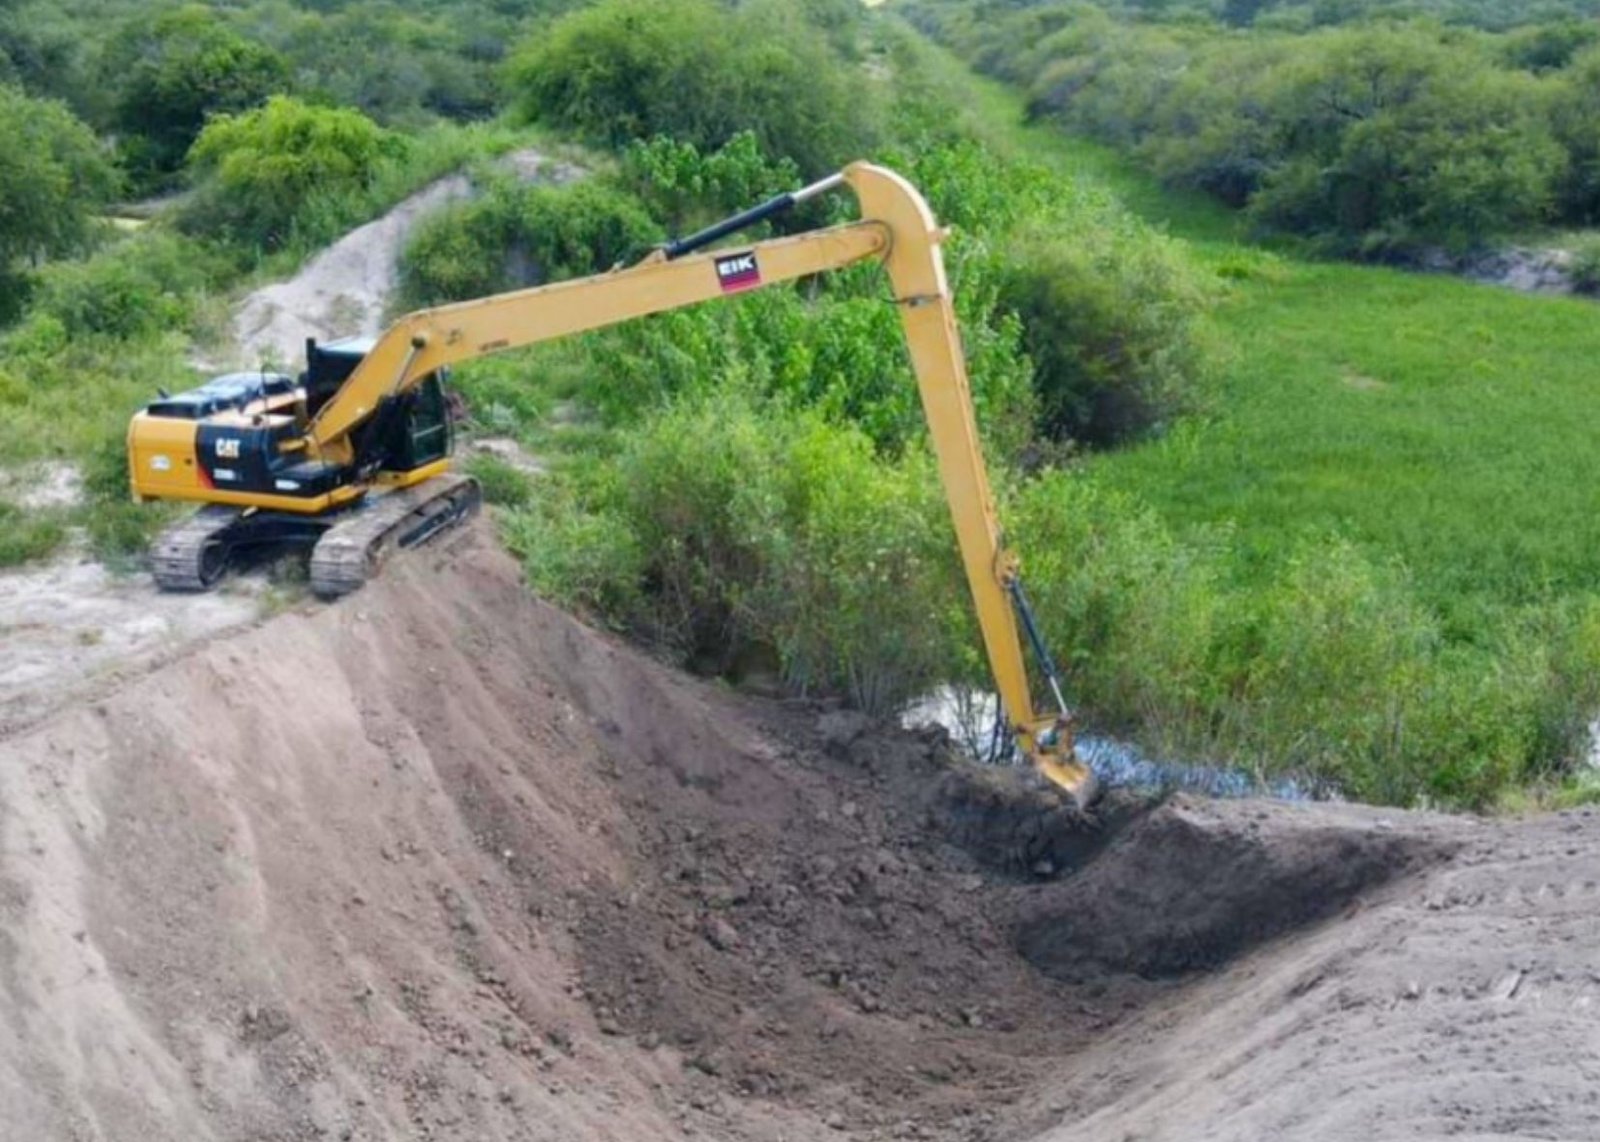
[126,162,1096,802]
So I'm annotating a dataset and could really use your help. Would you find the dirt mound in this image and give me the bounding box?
[1023,802,1600,1142]
[3,525,1599,1141]
[1017,797,1455,978]
[228,150,582,369]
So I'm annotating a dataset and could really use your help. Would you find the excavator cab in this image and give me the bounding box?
[301,337,454,476]
[356,370,453,474]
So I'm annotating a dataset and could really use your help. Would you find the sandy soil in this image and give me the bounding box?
[0,554,264,736]
[1,461,82,511]
[2,525,1597,1141]
[228,150,582,370]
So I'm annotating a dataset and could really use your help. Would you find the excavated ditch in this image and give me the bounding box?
[6,522,1585,1142]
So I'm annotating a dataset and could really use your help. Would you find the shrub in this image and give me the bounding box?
[104,5,291,184]
[464,451,535,508]
[503,487,645,620]
[757,415,965,712]
[79,428,173,563]
[618,132,802,234]
[1248,30,1564,254]
[1549,45,1600,222]
[934,9,1574,249]
[184,96,407,250]
[505,0,878,176]
[1500,20,1600,73]
[579,249,1038,460]
[32,232,223,339]
[884,136,1058,233]
[996,206,1216,447]
[399,178,662,305]
[1569,235,1600,294]
[1008,470,1582,808]
[505,393,965,713]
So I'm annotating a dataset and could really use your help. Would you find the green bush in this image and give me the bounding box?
[103,5,291,184]
[579,253,1037,460]
[399,178,661,305]
[1249,30,1563,254]
[1008,470,1586,808]
[1549,45,1600,222]
[32,232,223,339]
[931,7,1575,250]
[183,95,408,250]
[1568,235,1600,294]
[80,428,172,563]
[505,0,878,176]
[996,207,1216,447]
[464,451,535,508]
[619,132,802,234]
[505,393,965,713]
[757,414,966,711]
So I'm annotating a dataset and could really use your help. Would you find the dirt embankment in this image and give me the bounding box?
[3,527,1598,1141]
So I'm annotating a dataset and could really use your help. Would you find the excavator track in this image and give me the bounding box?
[309,473,481,600]
[151,505,246,591]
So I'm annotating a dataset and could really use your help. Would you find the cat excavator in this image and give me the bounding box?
[126,162,1096,803]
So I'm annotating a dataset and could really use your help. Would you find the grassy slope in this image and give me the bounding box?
[921,37,1600,627]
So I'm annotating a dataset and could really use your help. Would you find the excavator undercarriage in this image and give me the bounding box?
[150,472,481,598]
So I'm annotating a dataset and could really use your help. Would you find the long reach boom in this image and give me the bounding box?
[128,163,1096,801]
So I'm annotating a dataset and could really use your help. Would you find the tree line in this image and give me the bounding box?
[902,0,1600,255]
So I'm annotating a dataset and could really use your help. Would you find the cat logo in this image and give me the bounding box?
[215,437,241,459]
[714,251,761,293]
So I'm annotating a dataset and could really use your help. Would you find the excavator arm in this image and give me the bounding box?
[308,162,1095,800]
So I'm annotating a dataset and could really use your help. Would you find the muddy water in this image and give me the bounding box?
[903,685,1326,799]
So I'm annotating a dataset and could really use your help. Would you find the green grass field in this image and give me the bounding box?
[1096,265,1600,623]
[922,36,1600,628]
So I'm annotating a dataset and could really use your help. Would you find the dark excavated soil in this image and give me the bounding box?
[2,522,1596,1142]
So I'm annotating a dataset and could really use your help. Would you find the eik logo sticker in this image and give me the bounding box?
[714,251,761,293]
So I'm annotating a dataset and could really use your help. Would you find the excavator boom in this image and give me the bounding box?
[128,162,1096,802]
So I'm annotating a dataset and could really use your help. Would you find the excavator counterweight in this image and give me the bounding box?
[127,163,1097,803]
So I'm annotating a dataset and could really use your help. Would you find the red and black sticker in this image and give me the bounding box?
[714,251,761,293]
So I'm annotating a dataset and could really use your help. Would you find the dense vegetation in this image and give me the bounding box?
[901,0,1600,255]
[6,0,1600,811]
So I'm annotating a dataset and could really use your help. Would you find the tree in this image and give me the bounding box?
[1549,45,1600,221]
[0,84,117,272]
[0,3,84,109]
[104,5,289,182]
[1248,28,1564,251]
[504,0,877,177]
[185,95,404,248]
